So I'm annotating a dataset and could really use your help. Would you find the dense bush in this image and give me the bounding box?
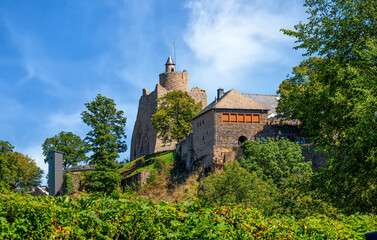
[0,193,375,239]
[62,174,74,195]
[84,166,121,194]
[199,139,337,218]
[199,161,280,215]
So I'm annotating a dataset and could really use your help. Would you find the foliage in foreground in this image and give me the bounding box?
[0,193,376,240]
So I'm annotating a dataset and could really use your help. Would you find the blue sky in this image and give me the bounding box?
[0,0,307,184]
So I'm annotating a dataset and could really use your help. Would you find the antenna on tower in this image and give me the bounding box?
[173,39,176,69]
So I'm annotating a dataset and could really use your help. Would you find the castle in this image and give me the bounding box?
[130,56,207,161]
[131,56,307,171]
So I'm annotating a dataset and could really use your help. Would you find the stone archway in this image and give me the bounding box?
[238,136,248,145]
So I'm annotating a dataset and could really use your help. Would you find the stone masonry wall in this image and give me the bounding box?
[189,87,207,109]
[214,109,268,147]
[190,110,215,170]
[131,73,207,161]
[159,71,189,92]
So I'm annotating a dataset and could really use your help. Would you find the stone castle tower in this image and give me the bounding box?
[130,56,207,161]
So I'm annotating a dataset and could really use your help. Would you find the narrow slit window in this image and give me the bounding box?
[252,114,260,123]
[230,113,237,122]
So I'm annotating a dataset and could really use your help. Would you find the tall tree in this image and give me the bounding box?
[42,131,88,168]
[81,94,127,167]
[152,90,202,143]
[0,141,43,190]
[278,0,377,213]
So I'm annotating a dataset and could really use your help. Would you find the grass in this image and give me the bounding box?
[119,151,175,178]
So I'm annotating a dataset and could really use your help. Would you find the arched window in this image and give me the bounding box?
[238,136,247,145]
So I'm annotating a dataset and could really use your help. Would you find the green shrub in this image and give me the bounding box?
[199,161,280,215]
[0,193,375,239]
[62,174,74,195]
[85,166,121,194]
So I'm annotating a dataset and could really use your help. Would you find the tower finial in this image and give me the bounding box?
[165,55,175,72]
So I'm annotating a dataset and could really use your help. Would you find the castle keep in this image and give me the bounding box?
[130,56,207,161]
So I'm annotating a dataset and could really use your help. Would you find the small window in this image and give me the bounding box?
[230,114,237,122]
[252,114,260,123]
[237,114,245,122]
[245,114,252,123]
[222,113,229,122]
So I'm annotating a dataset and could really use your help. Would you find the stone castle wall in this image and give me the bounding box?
[159,72,189,92]
[190,110,215,170]
[178,108,310,172]
[214,109,268,147]
[188,87,207,109]
[131,70,207,161]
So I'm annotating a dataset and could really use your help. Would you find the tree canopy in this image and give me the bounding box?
[42,131,88,168]
[0,141,43,190]
[81,94,127,168]
[278,0,377,213]
[240,139,312,189]
[0,140,14,154]
[152,90,202,143]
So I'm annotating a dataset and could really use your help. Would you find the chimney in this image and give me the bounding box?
[217,88,224,100]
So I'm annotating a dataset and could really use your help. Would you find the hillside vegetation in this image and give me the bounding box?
[120,151,200,203]
[1,193,376,239]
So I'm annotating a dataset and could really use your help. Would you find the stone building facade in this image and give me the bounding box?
[130,56,207,161]
[178,88,307,172]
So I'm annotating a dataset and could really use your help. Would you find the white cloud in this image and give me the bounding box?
[46,112,85,135]
[184,0,305,91]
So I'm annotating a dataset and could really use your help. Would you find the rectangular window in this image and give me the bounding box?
[230,113,237,122]
[245,114,252,123]
[222,113,229,122]
[237,114,245,122]
[252,114,260,123]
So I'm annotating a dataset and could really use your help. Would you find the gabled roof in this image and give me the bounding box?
[193,89,269,119]
[243,93,279,116]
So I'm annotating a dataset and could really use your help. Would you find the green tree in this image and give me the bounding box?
[0,143,43,190]
[199,161,280,216]
[278,0,377,213]
[0,140,14,154]
[239,139,324,217]
[81,94,127,168]
[84,166,120,194]
[152,90,202,143]
[240,139,312,188]
[42,131,88,168]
